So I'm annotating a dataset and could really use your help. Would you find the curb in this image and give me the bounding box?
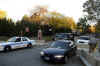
[79,49,100,66]
[79,55,92,66]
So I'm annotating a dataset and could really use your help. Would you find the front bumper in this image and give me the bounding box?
[40,55,65,62]
[0,46,4,51]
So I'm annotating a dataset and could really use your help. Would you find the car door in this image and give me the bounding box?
[65,43,73,56]
[22,37,29,47]
[14,37,23,49]
[64,41,77,57]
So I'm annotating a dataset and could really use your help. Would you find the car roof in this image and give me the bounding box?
[56,40,72,43]
[79,36,89,38]
[55,33,72,36]
[11,36,27,38]
[56,33,72,34]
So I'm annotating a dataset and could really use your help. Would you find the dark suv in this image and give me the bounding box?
[53,33,74,41]
[40,40,77,63]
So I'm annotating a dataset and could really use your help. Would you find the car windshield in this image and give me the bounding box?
[56,33,69,38]
[50,41,70,49]
[8,37,17,42]
[56,35,63,37]
[79,37,89,40]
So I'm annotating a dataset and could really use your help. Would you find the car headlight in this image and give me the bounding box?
[40,51,44,55]
[54,55,64,58]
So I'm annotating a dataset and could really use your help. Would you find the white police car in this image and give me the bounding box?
[0,37,36,51]
[76,36,90,45]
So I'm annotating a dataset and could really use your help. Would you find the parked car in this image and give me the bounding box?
[0,37,36,51]
[40,40,77,63]
[76,36,90,45]
[52,33,74,41]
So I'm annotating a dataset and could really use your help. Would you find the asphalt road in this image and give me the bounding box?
[0,45,84,66]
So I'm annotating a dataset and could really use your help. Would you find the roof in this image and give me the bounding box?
[11,36,28,38]
[56,40,72,43]
[79,36,89,38]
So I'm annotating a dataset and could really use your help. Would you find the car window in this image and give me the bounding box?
[56,34,68,38]
[79,37,89,40]
[50,41,70,49]
[56,35,62,37]
[8,37,17,42]
[22,38,28,41]
[15,38,21,42]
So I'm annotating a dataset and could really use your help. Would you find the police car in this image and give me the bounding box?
[0,37,36,51]
[76,36,90,45]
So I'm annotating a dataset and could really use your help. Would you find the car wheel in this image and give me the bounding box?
[4,46,11,52]
[27,44,32,48]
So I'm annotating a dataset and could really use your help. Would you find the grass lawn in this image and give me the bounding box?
[30,36,53,41]
[43,36,53,41]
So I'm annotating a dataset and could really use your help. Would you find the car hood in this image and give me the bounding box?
[43,48,67,55]
[0,42,15,45]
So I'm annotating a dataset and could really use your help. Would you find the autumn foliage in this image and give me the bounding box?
[0,10,7,19]
[22,6,76,33]
[0,7,77,36]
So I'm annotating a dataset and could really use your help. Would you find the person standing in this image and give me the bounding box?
[97,39,100,52]
[38,29,42,40]
[89,37,97,54]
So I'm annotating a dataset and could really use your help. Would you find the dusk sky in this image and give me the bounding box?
[0,0,87,22]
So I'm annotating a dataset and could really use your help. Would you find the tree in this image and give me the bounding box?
[48,14,76,33]
[0,10,7,19]
[22,6,76,35]
[77,16,90,33]
[96,22,100,33]
[83,0,100,22]
[30,6,48,24]
[89,25,96,33]
[0,18,15,36]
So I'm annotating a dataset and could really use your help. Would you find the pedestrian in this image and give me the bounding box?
[38,29,42,40]
[88,37,97,54]
[98,39,100,52]
[98,45,100,52]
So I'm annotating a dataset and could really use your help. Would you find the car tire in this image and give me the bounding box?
[27,44,32,48]
[4,46,11,52]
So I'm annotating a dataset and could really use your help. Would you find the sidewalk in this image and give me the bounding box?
[77,38,100,59]
[91,49,100,60]
[78,45,100,59]
[78,44,100,66]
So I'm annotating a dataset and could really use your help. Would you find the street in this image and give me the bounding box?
[0,45,84,66]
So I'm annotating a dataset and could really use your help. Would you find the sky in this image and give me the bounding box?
[0,0,87,22]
